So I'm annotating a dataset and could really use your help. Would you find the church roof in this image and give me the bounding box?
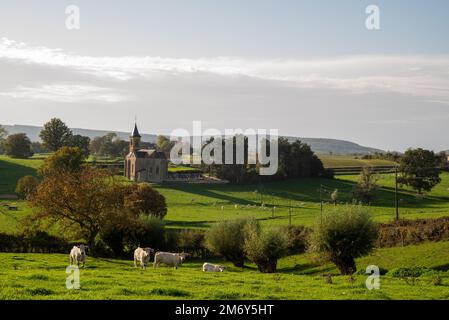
[131,123,141,138]
[135,149,167,159]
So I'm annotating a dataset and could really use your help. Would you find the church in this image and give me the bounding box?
[124,123,169,183]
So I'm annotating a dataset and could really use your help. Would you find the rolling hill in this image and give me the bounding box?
[1,124,383,155]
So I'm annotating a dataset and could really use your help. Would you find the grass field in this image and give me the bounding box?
[1,155,449,300]
[1,241,448,300]
[1,155,449,232]
[318,155,396,168]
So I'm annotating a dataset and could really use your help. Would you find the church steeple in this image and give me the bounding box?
[131,123,141,138]
[130,123,141,153]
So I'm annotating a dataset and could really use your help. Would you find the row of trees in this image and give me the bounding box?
[205,205,378,275]
[1,119,174,159]
[202,137,326,184]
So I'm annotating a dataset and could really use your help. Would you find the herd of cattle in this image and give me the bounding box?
[69,245,226,272]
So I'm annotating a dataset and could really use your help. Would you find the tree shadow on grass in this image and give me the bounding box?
[0,158,39,194]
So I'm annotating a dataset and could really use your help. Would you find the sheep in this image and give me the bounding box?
[202,263,226,272]
[134,247,154,269]
[70,244,88,268]
[153,252,189,269]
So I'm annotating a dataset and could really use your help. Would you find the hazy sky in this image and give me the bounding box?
[0,0,448,151]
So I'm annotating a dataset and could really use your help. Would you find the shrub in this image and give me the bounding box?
[244,224,288,273]
[124,183,167,219]
[353,167,378,203]
[132,215,166,250]
[205,218,252,267]
[15,175,39,200]
[280,225,310,255]
[310,205,378,275]
[388,267,430,278]
[177,229,206,257]
[377,217,449,247]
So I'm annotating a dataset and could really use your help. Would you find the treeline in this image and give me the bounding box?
[202,137,328,184]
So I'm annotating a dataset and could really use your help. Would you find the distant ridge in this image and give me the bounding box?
[1,124,384,155]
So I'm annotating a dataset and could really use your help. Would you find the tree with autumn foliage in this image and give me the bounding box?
[29,166,168,255]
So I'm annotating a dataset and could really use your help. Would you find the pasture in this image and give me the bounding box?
[1,241,449,300]
[1,155,449,232]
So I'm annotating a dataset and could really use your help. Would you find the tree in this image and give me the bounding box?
[30,168,136,253]
[156,135,175,152]
[353,167,378,203]
[310,205,378,275]
[89,133,128,158]
[4,133,33,158]
[31,141,49,154]
[124,183,167,219]
[15,175,40,200]
[38,146,87,176]
[69,135,91,157]
[39,118,73,152]
[398,148,441,194]
[205,218,252,267]
[244,223,288,273]
[0,125,7,154]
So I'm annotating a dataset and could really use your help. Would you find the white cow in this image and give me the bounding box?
[134,247,154,269]
[70,244,88,268]
[153,252,189,269]
[202,262,226,272]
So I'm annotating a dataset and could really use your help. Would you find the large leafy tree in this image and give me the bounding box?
[68,134,91,157]
[156,135,175,152]
[30,165,167,254]
[38,146,87,176]
[4,133,33,158]
[398,148,441,194]
[89,133,128,158]
[31,168,134,253]
[39,118,73,152]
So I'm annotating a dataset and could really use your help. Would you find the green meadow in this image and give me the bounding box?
[1,241,449,300]
[1,154,449,300]
[1,155,449,232]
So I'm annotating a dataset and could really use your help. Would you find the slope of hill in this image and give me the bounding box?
[1,124,383,155]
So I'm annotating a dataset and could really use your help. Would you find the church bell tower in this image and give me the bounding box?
[130,123,141,153]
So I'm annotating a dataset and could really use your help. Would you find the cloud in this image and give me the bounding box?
[0,84,128,103]
[1,37,449,102]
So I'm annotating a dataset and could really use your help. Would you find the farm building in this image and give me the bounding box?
[124,123,168,182]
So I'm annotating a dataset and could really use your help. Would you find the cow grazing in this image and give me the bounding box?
[70,244,88,268]
[153,252,189,269]
[134,247,154,269]
[202,263,225,272]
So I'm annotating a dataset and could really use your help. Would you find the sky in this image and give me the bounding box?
[0,0,448,152]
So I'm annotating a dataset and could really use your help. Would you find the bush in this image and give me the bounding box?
[388,267,430,278]
[132,215,166,250]
[377,217,449,247]
[352,167,378,203]
[0,231,70,253]
[15,175,39,200]
[244,224,288,273]
[205,218,252,267]
[310,205,378,275]
[280,225,310,255]
[177,229,206,258]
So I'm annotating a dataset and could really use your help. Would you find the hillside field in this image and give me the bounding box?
[1,241,449,300]
[1,155,449,232]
